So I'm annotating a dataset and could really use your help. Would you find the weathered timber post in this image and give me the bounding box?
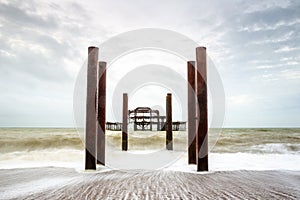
[196,47,208,171]
[85,46,98,170]
[97,61,106,165]
[134,116,137,131]
[150,111,153,131]
[162,117,166,131]
[157,113,160,131]
[122,93,128,151]
[188,61,197,164]
[166,93,173,150]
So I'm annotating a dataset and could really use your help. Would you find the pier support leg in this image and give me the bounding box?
[166,93,173,150]
[196,47,208,171]
[188,61,197,164]
[157,114,160,131]
[134,122,137,131]
[85,46,98,170]
[122,93,128,151]
[150,112,153,131]
[97,61,106,165]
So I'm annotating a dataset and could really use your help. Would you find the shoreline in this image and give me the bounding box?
[1,167,299,199]
[1,152,299,172]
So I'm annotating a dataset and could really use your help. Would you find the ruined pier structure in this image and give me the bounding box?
[107,107,186,131]
[85,46,208,172]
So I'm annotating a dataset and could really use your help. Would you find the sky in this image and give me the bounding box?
[0,0,299,127]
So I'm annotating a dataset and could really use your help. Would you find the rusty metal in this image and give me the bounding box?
[84,45,208,171]
[85,46,98,170]
[97,61,106,165]
[188,61,197,164]
[159,116,166,131]
[172,121,186,131]
[122,93,128,151]
[106,122,122,131]
[129,107,159,131]
[166,93,173,150]
[196,47,208,171]
[127,107,186,132]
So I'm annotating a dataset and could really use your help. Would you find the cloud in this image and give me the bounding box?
[239,18,300,32]
[274,46,300,53]
[0,1,58,29]
[242,0,292,14]
[0,0,101,82]
[255,61,299,69]
[0,0,96,126]
[0,0,299,127]
[279,69,300,80]
[227,95,252,106]
[248,31,296,45]
[280,57,297,61]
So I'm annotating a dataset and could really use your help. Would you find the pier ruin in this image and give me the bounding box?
[106,107,186,131]
[85,46,208,171]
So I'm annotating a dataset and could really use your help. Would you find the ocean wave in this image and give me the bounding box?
[1,151,300,172]
[250,143,300,154]
[0,148,84,169]
[0,136,83,153]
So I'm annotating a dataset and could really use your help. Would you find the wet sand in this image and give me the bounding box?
[0,167,299,199]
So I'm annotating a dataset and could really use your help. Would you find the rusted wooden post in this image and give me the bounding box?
[133,111,137,131]
[166,93,173,150]
[157,113,160,131]
[85,46,98,170]
[97,61,106,165]
[188,61,197,164]
[150,111,153,131]
[196,47,208,171]
[122,93,128,151]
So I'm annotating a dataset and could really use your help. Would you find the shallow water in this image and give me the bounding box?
[0,128,299,170]
[0,128,299,199]
[1,128,299,153]
[1,167,299,199]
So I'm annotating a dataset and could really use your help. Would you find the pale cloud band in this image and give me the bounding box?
[0,0,299,127]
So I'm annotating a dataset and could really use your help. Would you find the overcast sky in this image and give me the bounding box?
[0,0,299,127]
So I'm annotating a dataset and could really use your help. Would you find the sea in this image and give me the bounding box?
[0,128,299,171]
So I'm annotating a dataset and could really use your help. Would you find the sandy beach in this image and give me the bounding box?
[0,167,299,199]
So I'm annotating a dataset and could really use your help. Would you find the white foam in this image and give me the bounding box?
[0,149,84,170]
[0,149,299,172]
[166,152,300,172]
[250,143,300,154]
[0,177,74,199]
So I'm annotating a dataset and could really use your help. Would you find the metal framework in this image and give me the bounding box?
[129,107,159,131]
[85,46,208,172]
[105,107,187,131]
[106,122,122,131]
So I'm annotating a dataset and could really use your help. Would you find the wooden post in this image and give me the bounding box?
[157,113,160,131]
[196,47,208,171]
[188,61,197,164]
[166,93,173,150]
[134,111,137,131]
[97,61,106,165]
[122,93,128,151]
[85,46,98,170]
[150,111,153,131]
